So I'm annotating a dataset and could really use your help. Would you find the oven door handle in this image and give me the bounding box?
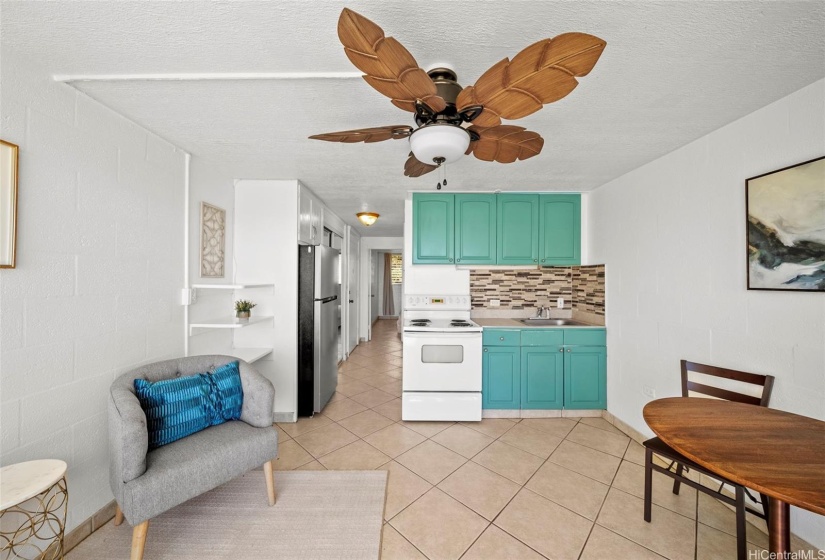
[403,332,482,339]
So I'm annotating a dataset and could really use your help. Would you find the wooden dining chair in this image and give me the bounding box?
[643,360,775,560]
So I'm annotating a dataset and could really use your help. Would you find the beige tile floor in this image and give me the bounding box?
[276,319,820,560]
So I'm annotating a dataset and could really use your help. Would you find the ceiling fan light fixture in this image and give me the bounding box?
[409,124,471,165]
[356,211,380,226]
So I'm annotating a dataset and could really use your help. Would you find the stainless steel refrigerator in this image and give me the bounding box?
[298,244,340,416]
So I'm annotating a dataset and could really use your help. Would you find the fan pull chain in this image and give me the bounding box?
[433,157,447,191]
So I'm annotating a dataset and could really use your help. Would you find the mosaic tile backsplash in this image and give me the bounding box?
[470,265,605,315]
[572,265,606,316]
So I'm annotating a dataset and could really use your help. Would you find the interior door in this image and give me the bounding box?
[370,251,379,327]
[347,232,360,353]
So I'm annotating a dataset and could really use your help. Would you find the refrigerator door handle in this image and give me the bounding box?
[315,295,338,304]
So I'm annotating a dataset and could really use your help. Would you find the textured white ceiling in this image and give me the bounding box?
[3,1,824,236]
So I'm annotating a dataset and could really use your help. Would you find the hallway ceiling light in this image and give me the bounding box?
[356,212,379,226]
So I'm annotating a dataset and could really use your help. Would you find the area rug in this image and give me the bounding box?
[67,470,388,560]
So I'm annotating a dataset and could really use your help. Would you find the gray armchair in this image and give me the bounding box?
[108,355,278,560]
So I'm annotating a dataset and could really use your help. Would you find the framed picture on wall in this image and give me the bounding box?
[0,139,19,269]
[746,155,825,292]
[200,202,226,278]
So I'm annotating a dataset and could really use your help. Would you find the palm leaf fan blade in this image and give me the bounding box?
[404,153,438,177]
[458,32,606,126]
[337,8,446,113]
[309,125,412,143]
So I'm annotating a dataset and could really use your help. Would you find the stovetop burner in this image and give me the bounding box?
[410,319,431,326]
[450,320,472,327]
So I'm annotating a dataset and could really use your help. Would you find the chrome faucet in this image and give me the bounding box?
[534,306,547,319]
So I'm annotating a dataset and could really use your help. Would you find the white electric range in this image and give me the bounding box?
[402,295,482,421]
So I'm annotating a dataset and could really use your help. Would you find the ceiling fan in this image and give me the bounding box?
[310,8,606,179]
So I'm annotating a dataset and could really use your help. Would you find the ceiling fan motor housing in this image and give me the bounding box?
[427,68,462,105]
[409,123,471,165]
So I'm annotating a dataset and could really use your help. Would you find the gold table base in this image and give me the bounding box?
[1,477,68,560]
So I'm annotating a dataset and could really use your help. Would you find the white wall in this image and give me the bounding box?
[0,46,186,532]
[187,158,239,357]
[233,180,299,419]
[588,79,825,547]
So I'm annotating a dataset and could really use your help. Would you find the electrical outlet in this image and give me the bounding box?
[557,297,565,308]
[180,288,196,306]
[490,299,500,307]
[643,385,656,399]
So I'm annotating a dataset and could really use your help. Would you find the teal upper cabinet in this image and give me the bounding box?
[455,194,496,265]
[497,194,539,265]
[413,194,454,264]
[539,194,581,265]
[412,192,580,266]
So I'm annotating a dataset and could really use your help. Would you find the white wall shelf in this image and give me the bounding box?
[191,283,273,290]
[229,347,273,363]
[189,315,273,335]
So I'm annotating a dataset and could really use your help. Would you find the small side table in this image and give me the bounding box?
[1,460,68,560]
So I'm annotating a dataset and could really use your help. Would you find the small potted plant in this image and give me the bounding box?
[235,300,256,322]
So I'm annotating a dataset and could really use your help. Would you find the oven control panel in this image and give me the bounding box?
[404,295,471,310]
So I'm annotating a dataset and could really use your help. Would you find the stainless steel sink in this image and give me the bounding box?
[519,318,587,327]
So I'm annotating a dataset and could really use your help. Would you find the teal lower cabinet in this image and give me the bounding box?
[482,346,520,409]
[482,328,606,411]
[563,346,607,409]
[520,347,564,409]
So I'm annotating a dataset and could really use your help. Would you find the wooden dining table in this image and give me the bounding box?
[644,397,825,555]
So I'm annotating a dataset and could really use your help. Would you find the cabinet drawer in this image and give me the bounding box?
[563,329,606,346]
[520,329,564,347]
[483,329,521,346]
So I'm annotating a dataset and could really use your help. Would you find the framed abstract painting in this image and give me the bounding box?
[0,139,19,269]
[746,155,825,291]
[200,202,226,278]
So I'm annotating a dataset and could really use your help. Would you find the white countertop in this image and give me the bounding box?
[474,318,605,329]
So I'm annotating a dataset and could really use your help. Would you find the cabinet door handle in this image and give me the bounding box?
[533,259,538,263]
[541,259,545,263]
[559,348,564,352]
[449,258,454,262]
[499,337,505,341]
[483,348,488,352]
[567,348,572,353]
[457,258,461,262]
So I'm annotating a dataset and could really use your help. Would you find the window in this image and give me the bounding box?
[391,253,403,284]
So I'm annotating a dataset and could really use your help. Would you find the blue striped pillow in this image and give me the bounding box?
[206,361,244,422]
[134,361,244,450]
